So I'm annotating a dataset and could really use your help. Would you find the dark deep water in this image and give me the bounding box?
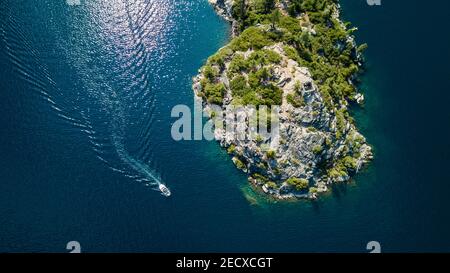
[0,0,449,252]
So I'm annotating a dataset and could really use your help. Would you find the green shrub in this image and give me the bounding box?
[234,158,246,170]
[284,45,302,63]
[256,134,263,143]
[241,90,262,106]
[286,177,309,191]
[312,144,323,154]
[203,65,218,82]
[227,144,236,154]
[257,162,268,170]
[252,0,276,14]
[342,156,357,170]
[230,75,249,97]
[257,84,283,106]
[266,150,276,159]
[252,173,269,183]
[204,83,225,105]
[335,109,346,139]
[328,167,347,179]
[286,93,305,108]
[247,49,282,67]
[230,27,274,51]
[279,15,302,33]
[228,54,248,76]
[266,182,278,190]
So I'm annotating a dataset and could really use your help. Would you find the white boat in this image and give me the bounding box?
[159,184,171,197]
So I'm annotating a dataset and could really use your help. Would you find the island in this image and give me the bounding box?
[193,0,373,200]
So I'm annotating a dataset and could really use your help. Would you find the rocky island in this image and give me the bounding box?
[193,0,373,200]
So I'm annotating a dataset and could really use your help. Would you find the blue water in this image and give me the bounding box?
[0,0,449,252]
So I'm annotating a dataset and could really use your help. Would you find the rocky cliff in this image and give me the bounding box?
[195,0,373,199]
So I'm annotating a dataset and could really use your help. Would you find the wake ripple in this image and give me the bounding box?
[0,0,172,196]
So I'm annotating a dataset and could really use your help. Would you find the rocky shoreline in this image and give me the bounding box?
[195,0,373,200]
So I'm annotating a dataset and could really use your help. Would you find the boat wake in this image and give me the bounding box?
[113,135,170,197]
[0,0,171,197]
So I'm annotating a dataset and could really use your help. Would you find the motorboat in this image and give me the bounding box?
[159,183,171,197]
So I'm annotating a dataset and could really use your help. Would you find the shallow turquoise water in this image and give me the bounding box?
[0,0,449,252]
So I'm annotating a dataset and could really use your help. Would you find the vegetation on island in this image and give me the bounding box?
[286,177,309,191]
[200,0,367,111]
[197,0,370,198]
